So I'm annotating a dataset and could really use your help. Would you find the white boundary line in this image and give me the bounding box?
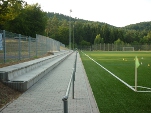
[132,86,151,92]
[132,86,151,90]
[81,51,136,92]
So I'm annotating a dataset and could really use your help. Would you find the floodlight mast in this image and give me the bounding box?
[69,9,72,49]
[73,24,74,49]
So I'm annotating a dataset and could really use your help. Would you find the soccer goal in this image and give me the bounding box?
[123,47,134,51]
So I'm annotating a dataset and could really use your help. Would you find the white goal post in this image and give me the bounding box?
[123,47,134,51]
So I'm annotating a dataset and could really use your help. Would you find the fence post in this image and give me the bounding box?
[36,34,38,57]
[28,36,31,58]
[46,37,47,53]
[49,38,51,51]
[100,43,101,50]
[41,36,43,55]
[50,39,52,51]
[3,30,6,63]
[62,98,68,113]
[116,43,117,51]
[52,39,54,51]
[18,34,21,60]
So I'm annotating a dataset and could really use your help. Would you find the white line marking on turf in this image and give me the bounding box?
[132,86,151,90]
[132,86,151,92]
[82,51,136,92]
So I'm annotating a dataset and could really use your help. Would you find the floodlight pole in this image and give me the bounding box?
[73,24,74,50]
[69,9,72,49]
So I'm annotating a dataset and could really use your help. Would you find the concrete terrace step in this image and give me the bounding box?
[0,50,71,81]
[0,50,73,92]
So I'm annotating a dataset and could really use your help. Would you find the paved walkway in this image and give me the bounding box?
[0,52,100,113]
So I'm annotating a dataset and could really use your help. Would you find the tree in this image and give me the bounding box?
[5,3,47,37]
[57,26,68,45]
[140,31,151,44]
[94,34,104,44]
[80,40,90,46]
[114,38,124,45]
[0,0,26,29]
[94,34,100,44]
[49,15,59,39]
[101,24,110,43]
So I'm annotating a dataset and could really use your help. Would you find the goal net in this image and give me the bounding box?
[123,47,134,51]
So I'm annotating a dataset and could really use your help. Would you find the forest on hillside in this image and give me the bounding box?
[1,0,151,47]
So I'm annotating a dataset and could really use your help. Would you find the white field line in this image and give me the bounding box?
[132,86,151,90]
[82,51,136,92]
[132,86,151,92]
[136,91,151,92]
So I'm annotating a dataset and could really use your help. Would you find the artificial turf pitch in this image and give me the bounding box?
[80,51,151,113]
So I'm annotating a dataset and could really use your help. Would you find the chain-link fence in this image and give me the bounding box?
[78,43,151,51]
[0,30,65,64]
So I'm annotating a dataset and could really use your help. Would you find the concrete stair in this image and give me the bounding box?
[0,50,72,92]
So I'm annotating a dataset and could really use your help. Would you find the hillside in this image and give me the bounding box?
[47,12,86,22]
[46,12,113,26]
[123,21,151,31]
[47,12,151,32]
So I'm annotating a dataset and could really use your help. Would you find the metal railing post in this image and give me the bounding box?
[74,51,77,73]
[72,71,74,99]
[73,68,75,82]
[62,97,68,113]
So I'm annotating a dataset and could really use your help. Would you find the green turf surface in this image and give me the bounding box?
[80,51,151,113]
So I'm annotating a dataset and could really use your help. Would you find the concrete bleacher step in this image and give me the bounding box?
[0,50,71,81]
[0,50,73,92]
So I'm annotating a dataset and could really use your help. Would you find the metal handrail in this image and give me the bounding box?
[62,51,77,113]
[63,69,75,100]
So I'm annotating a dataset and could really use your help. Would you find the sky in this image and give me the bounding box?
[24,0,151,27]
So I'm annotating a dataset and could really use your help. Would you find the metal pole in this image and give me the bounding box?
[72,72,74,99]
[62,98,68,113]
[100,43,101,50]
[74,51,77,81]
[39,36,42,56]
[74,52,77,72]
[28,36,31,58]
[73,25,74,50]
[116,43,117,51]
[69,9,72,49]
[52,39,54,51]
[135,66,137,91]
[49,38,51,52]
[36,34,38,57]
[46,37,47,53]
[51,39,53,51]
[18,34,21,60]
[3,30,6,63]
